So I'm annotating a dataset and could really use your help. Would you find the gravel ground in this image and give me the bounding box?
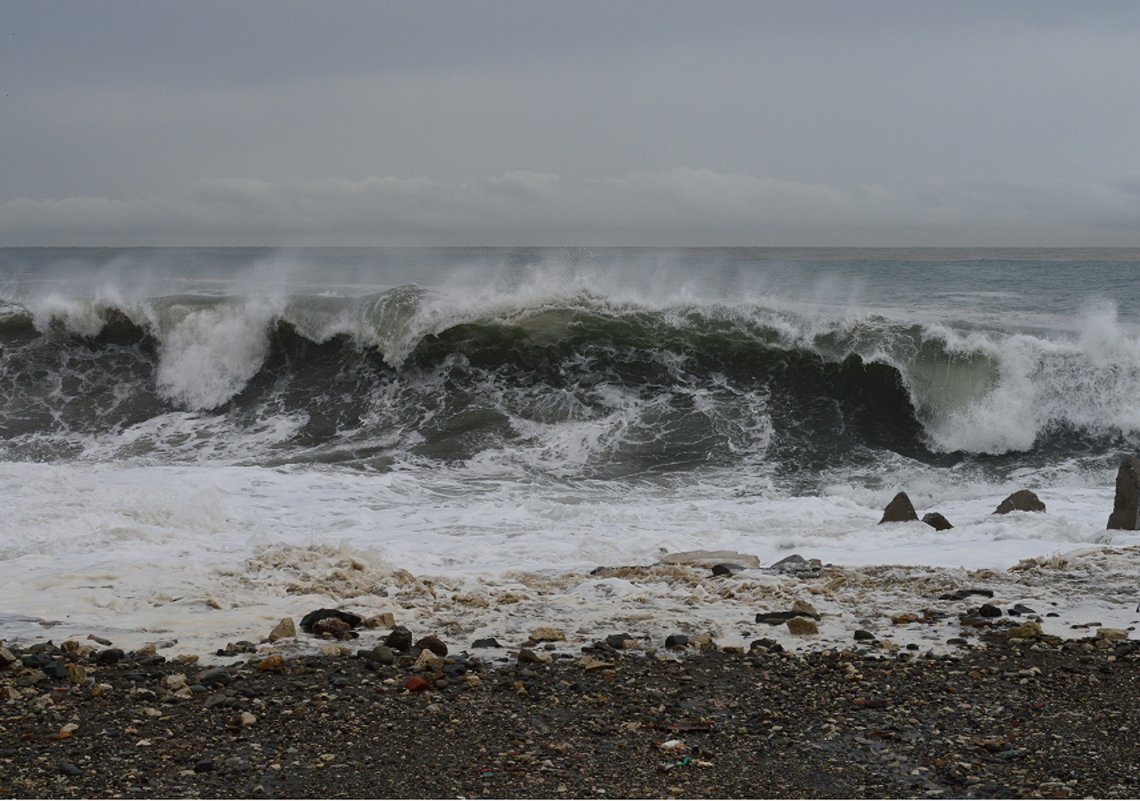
[2,631,1138,799]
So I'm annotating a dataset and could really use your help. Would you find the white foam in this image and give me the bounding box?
[2,459,1138,660]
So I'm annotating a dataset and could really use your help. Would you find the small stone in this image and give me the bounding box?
[360,645,396,665]
[665,634,690,650]
[267,618,297,642]
[994,489,1045,515]
[579,656,615,671]
[689,633,716,651]
[854,629,876,642]
[786,618,819,636]
[922,512,954,530]
[404,676,429,692]
[879,491,918,524]
[256,655,286,672]
[197,668,233,687]
[0,646,19,669]
[364,612,397,630]
[529,626,566,643]
[59,762,83,777]
[96,648,125,666]
[415,635,448,657]
[471,638,502,649]
[978,604,1002,618]
[1098,628,1129,641]
[64,663,87,684]
[1007,621,1044,640]
[791,599,819,617]
[385,626,413,652]
[415,648,444,670]
[891,613,921,625]
[311,617,352,638]
[86,634,113,646]
[518,648,552,665]
[164,673,188,690]
[319,643,350,657]
[710,563,745,577]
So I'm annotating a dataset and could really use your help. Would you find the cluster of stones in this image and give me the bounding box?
[878,455,1140,530]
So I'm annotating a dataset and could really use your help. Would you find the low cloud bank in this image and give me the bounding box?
[3,168,1139,246]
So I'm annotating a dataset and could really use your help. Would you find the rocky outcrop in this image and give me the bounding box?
[879,491,918,523]
[922,512,953,531]
[1107,456,1140,530]
[994,489,1045,514]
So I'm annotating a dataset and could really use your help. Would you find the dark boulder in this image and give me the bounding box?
[993,489,1045,515]
[879,491,918,524]
[1107,456,1140,530]
[385,625,413,652]
[922,512,953,531]
[300,609,363,634]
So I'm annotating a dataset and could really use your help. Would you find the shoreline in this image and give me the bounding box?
[2,628,1139,799]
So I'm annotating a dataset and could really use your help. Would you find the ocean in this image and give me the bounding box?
[2,247,1139,658]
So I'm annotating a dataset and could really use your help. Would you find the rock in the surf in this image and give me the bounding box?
[267,618,297,642]
[922,512,953,531]
[300,609,363,634]
[1106,456,1140,530]
[879,491,918,523]
[993,489,1045,514]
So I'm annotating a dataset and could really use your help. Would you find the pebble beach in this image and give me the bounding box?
[3,613,1139,799]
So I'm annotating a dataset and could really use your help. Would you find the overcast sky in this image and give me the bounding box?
[3,0,1140,246]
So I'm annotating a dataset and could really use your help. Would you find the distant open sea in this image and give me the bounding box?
[2,247,1139,656]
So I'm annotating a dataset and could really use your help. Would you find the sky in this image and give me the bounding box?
[3,0,1140,247]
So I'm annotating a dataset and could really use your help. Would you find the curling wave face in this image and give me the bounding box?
[2,247,1138,486]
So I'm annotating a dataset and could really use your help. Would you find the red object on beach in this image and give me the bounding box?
[404,676,429,692]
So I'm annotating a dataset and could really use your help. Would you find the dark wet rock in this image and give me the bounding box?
[215,641,257,657]
[415,636,448,657]
[994,489,1045,514]
[59,762,83,777]
[300,609,363,634]
[756,609,820,625]
[922,512,954,530]
[42,661,68,681]
[665,634,690,650]
[385,626,413,652]
[854,629,877,642]
[604,633,637,650]
[194,760,215,773]
[978,604,1003,618]
[769,554,823,577]
[0,646,18,669]
[749,637,784,654]
[711,563,745,577]
[939,588,995,601]
[879,491,918,523]
[1009,603,1036,616]
[96,647,125,666]
[471,637,502,649]
[1107,456,1140,530]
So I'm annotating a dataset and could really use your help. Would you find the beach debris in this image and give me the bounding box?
[1107,456,1140,530]
[879,491,918,523]
[939,588,994,601]
[994,489,1045,514]
[657,549,761,569]
[267,617,297,642]
[922,511,954,530]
